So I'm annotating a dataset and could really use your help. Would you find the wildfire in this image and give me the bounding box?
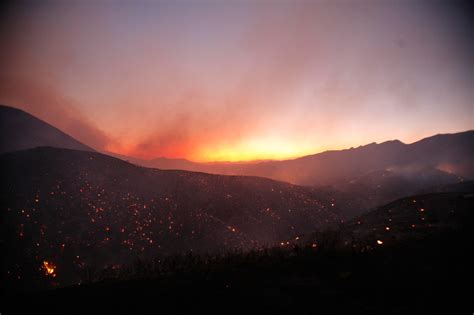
[42,261,57,278]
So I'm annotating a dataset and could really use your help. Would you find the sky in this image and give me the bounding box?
[0,0,472,162]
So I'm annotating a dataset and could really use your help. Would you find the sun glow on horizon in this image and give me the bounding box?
[102,130,443,163]
[195,138,325,162]
[2,1,471,162]
[105,136,347,163]
[106,143,320,163]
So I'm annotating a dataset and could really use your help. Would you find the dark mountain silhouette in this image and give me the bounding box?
[141,131,474,186]
[0,105,94,154]
[0,147,341,289]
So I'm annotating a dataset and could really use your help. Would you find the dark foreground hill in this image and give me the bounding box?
[0,147,341,289]
[1,192,472,314]
[0,105,94,154]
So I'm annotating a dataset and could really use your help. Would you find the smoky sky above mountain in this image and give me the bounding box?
[0,0,472,161]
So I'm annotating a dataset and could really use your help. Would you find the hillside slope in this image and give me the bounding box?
[3,191,471,314]
[0,147,341,289]
[0,105,94,154]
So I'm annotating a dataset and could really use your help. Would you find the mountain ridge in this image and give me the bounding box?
[138,131,473,187]
[0,105,94,154]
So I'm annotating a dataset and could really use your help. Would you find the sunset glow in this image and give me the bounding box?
[1,1,471,310]
[0,1,472,162]
[192,139,329,163]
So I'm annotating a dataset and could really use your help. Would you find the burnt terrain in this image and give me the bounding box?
[0,147,341,290]
[1,192,472,314]
[0,105,472,314]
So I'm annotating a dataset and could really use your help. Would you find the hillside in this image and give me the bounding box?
[340,191,473,245]
[2,191,471,314]
[0,105,94,154]
[0,147,341,289]
[331,167,464,217]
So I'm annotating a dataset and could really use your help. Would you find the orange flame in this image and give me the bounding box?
[42,261,57,278]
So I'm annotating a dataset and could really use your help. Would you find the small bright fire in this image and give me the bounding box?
[42,261,57,278]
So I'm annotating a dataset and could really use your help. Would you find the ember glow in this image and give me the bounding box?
[0,1,472,162]
[42,261,56,278]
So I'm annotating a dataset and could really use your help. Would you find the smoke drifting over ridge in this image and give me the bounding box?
[0,76,110,150]
[0,1,472,161]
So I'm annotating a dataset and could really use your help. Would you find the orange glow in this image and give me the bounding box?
[106,137,332,162]
[194,138,327,162]
[0,1,472,164]
[96,127,462,163]
[42,261,57,278]
[376,240,383,245]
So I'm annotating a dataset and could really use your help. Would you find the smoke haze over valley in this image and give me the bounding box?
[1,1,472,314]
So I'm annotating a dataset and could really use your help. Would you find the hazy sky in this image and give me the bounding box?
[0,0,472,161]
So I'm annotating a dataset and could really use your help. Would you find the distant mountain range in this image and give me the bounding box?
[125,132,474,188]
[2,104,472,186]
[0,105,94,154]
[1,104,472,218]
